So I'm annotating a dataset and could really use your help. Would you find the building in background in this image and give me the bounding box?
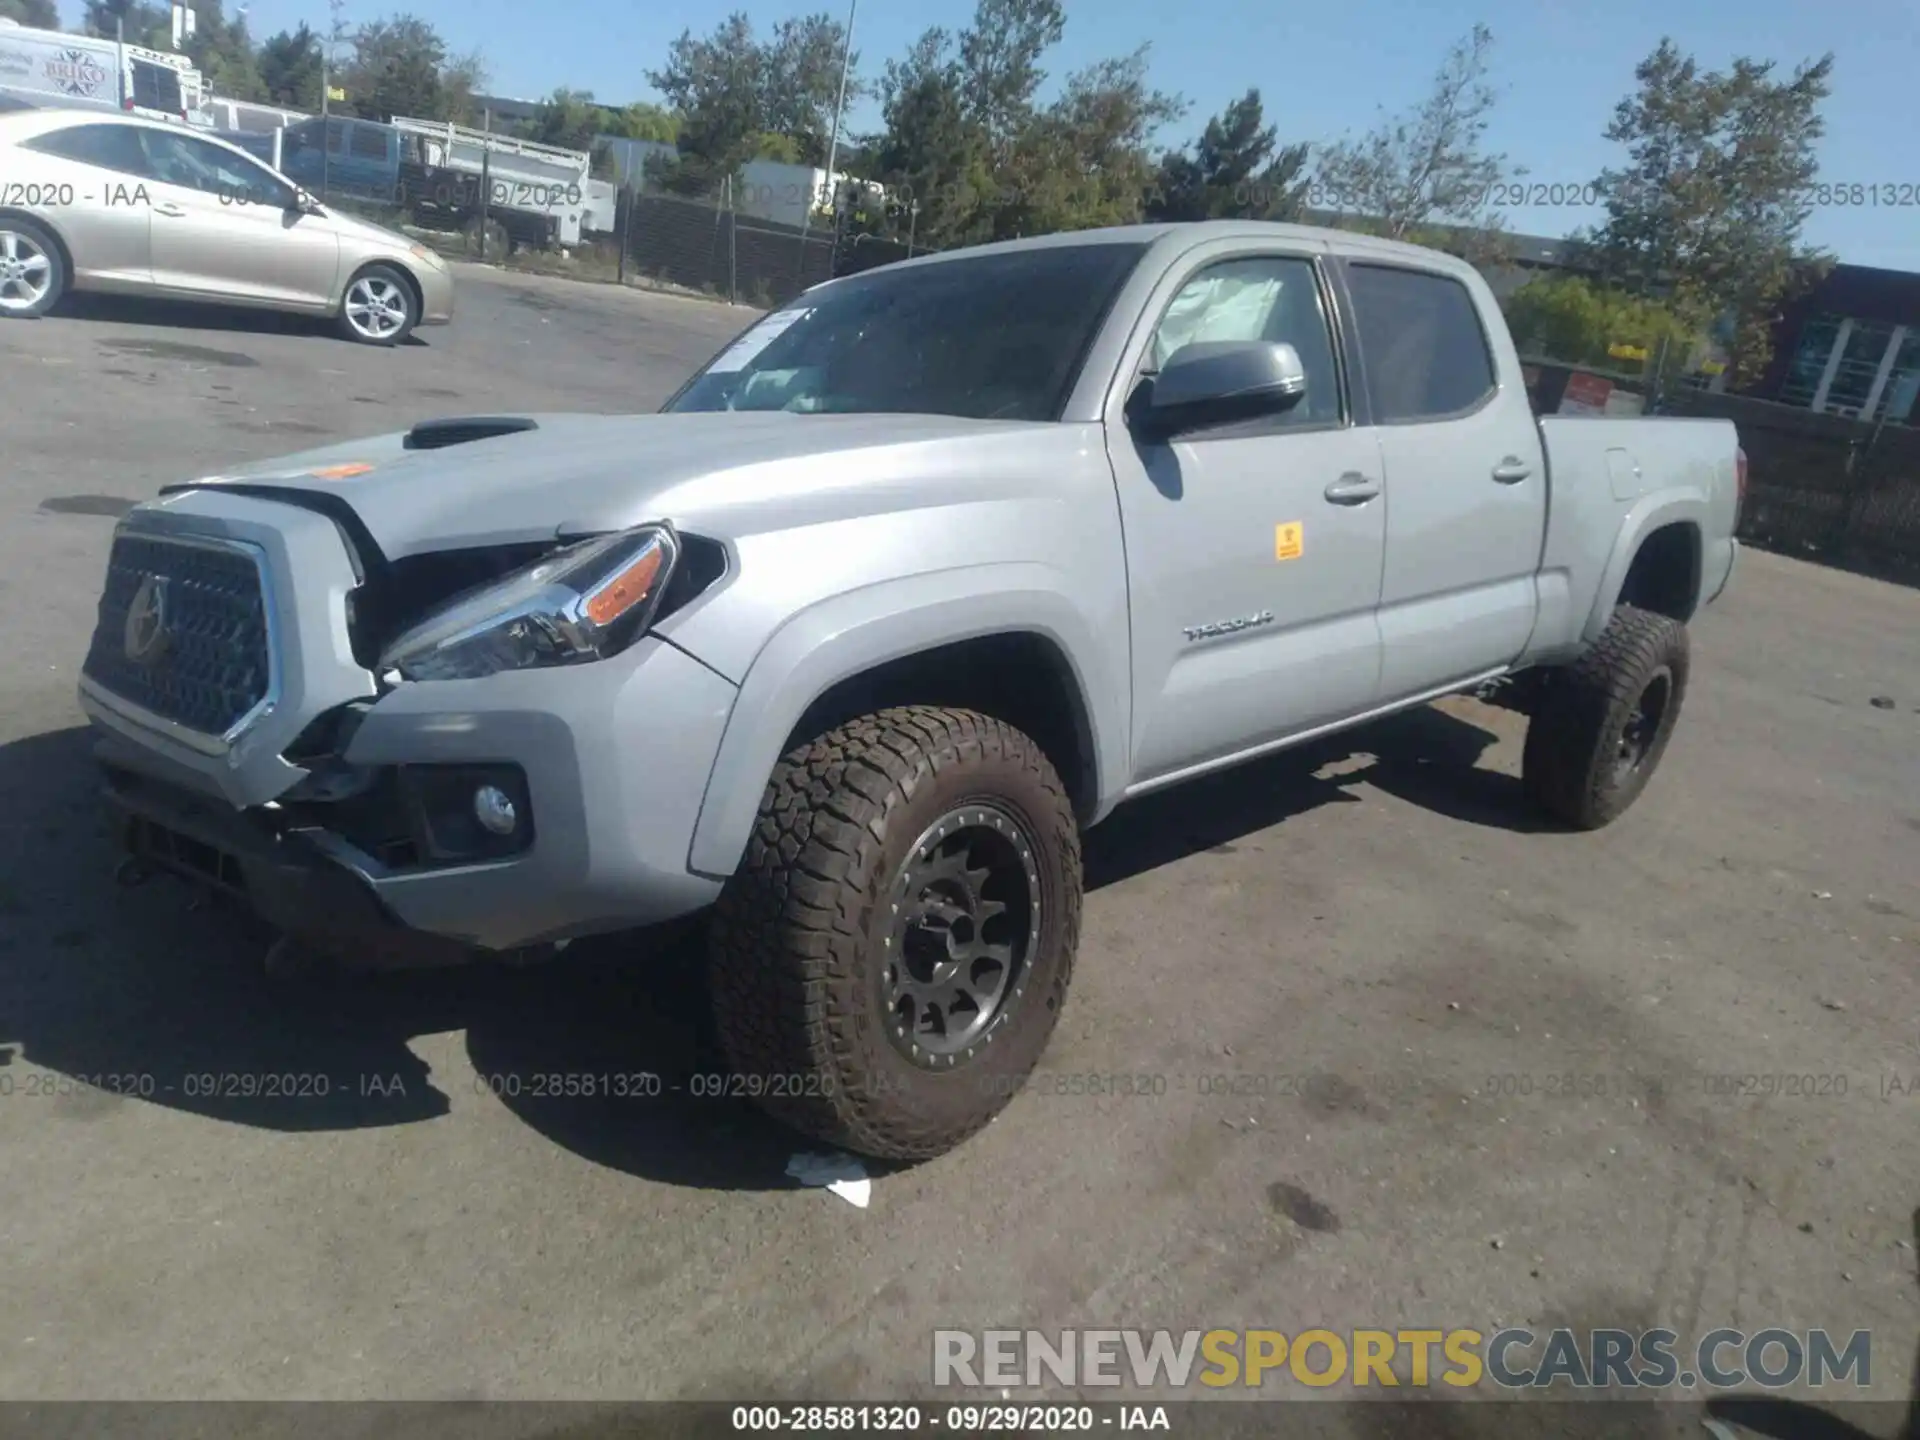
[1759,263,1920,425]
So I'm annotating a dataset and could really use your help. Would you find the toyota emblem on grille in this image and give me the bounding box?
[123,575,172,665]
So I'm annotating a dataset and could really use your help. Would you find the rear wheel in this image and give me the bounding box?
[1522,604,1690,829]
[0,217,64,319]
[338,263,418,345]
[708,706,1083,1161]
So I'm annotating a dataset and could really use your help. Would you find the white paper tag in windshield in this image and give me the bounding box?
[707,307,812,373]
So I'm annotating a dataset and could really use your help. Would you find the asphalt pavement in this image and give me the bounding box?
[0,265,1915,1431]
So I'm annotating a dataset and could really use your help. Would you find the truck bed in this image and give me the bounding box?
[1527,415,1742,665]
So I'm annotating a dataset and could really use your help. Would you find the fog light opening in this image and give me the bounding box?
[473,785,519,836]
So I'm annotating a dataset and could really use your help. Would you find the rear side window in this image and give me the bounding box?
[1346,263,1496,422]
[25,123,151,177]
[130,61,182,114]
[349,125,388,160]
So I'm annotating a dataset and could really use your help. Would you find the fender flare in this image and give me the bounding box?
[685,563,1124,880]
[1582,492,1708,645]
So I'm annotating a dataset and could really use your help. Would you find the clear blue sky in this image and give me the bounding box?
[59,0,1918,269]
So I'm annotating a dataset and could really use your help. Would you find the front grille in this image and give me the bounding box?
[82,533,273,739]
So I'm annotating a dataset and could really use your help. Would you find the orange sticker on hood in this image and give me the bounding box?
[308,462,376,480]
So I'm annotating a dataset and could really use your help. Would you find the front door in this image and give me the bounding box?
[1105,245,1388,788]
[134,128,340,309]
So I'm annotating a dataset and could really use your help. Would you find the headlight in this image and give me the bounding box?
[378,525,678,682]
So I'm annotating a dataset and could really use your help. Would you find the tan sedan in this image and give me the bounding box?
[0,109,453,344]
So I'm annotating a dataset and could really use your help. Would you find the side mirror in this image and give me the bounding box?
[289,187,322,215]
[1132,340,1308,440]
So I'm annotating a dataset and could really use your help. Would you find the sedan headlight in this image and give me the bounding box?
[379,526,678,681]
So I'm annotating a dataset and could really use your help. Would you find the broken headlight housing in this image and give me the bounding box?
[378,525,678,682]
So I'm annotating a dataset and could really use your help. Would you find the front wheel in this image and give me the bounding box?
[709,706,1083,1161]
[1522,604,1690,829]
[0,216,65,319]
[338,264,418,345]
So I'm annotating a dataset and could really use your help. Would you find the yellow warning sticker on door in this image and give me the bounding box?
[1275,522,1304,561]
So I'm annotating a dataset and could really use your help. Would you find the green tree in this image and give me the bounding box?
[521,86,606,151]
[1145,88,1309,222]
[646,10,860,190]
[602,101,680,143]
[1312,24,1518,244]
[257,24,325,111]
[0,0,60,28]
[439,47,487,125]
[176,0,264,103]
[646,13,766,192]
[956,0,1063,163]
[865,27,995,248]
[995,47,1183,238]
[82,0,169,45]
[1501,271,1712,386]
[1584,38,1833,385]
[760,12,862,165]
[341,14,447,123]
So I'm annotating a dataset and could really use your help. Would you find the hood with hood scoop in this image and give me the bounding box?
[164,409,1087,561]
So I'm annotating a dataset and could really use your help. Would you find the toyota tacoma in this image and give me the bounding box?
[77,221,1742,1160]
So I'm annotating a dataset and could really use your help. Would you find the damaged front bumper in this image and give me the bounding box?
[81,492,740,959]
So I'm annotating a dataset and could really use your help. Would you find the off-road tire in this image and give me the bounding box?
[709,706,1083,1161]
[1522,604,1690,830]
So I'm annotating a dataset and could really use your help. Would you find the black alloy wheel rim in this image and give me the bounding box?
[881,801,1041,1069]
[1613,669,1672,782]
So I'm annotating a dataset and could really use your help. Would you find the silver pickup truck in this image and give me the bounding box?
[78,220,1741,1160]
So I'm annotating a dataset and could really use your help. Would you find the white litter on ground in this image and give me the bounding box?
[786,1151,872,1208]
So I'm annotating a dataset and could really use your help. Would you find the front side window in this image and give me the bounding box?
[138,130,289,205]
[1346,263,1497,421]
[349,126,388,160]
[25,123,150,177]
[666,243,1149,422]
[1145,255,1342,426]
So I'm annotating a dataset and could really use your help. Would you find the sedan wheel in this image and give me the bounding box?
[0,220,65,319]
[339,266,417,345]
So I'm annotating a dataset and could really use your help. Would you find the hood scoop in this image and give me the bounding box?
[402,416,540,451]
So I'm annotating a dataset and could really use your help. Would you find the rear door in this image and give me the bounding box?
[1339,259,1548,701]
[18,121,154,288]
[135,127,340,308]
[1105,240,1388,787]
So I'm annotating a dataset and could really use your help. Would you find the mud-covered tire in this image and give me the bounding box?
[708,706,1083,1161]
[1522,604,1690,830]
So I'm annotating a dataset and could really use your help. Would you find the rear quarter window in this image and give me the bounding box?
[1346,262,1497,422]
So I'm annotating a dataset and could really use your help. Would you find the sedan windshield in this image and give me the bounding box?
[665,242,1149,422]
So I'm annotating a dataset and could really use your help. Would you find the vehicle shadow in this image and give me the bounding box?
[1,701,1547,1191]
[1698,1203,1920,1440]
[1087,697,1553,889]
[51,291,430,346]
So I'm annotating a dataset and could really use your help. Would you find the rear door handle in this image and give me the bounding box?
[1323,472,1381,505]
[1492,457,1533,484]
[153,203,186,218]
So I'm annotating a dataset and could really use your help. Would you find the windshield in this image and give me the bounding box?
[664,242,1149,422]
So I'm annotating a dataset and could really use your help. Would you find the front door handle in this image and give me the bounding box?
[153,203,187,218]
[1492,456,1533,484]
[1324,472,1381,505]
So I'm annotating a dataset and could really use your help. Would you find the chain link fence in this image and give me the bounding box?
[1660,389,1920,583]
